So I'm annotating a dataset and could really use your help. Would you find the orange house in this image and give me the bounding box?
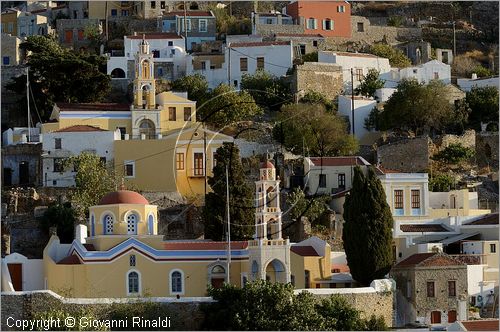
[286,1,351,38]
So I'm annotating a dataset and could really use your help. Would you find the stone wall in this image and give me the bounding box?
[376,137,431,173]
[1,65,27,129]
[291,62,344,100]
[1,144,43,187]
[434,130,476,150]
[476,132,499,170]
[254,23,305,36]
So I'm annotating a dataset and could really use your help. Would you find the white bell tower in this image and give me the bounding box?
[248,160,290,284]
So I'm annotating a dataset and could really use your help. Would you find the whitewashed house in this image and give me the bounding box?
[318,51,396,91]
[42,125,120,187]
[187,40,294,89]
[457,74,500,92]
[107,32,186,81]
[398,59,451,84]
[337,95,377,141]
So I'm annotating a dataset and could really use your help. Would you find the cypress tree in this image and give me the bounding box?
[202,143,254,240]
[342,166,394,286]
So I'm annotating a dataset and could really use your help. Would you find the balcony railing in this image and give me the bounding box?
[450,254,487,265]
[190,168,205,177]
[249,239,289,247]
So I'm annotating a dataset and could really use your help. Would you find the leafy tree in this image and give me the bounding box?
[40,203,76,243]
[202,280,388,330]
[274,103,358,156]
[66,153,118,220]
[302,51,318,62]
[6,35,110,121]
[465,86,499,130]
[83,24,104,54]
[198,84,262,127]
[203,143,254,240]
[377,79,454,135]
[472,65,493,78]
[429,173,455,192]
[171,74,209,103]
[364,106,381,131]
[286,188,329,223]
[240,71,292,112]
[300,90,335,112]
[432,143,475,164]
[448,99,472,134]
[369,43,411,67]
[343,167,394,286]
[354,68,385,98]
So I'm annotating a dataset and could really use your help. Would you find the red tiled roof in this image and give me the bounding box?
[165,11,213,17]
[308,156,370,167]
[461,320,499,331]
[53,125,107,133]
[331,264,350,273]
[335,52,381,58]
[83,244,96,251]
[163,241,248,250]
[290,245,320,256]
[375,166,401,175]
[127,32,183,39]
[275,33,325,38]
[56,103,130,112]
[400,224,448,233]
[465,213,499,226]
[57,254,81,265]
[230,41,291,48]
[394,253,465,268]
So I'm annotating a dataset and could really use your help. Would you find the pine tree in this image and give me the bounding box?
[203,143,254,240]
[342,166,394,286]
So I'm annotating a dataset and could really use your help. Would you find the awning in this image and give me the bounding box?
[440,232,480,245]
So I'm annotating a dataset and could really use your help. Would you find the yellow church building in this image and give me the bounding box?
[2,161,334,297]
[39,36,233,198]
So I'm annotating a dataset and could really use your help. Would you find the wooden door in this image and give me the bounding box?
[64,30,73,43]
[431,311,441,324]
[19,161,29,185]
[448,310,457,323]
[211,278,224,289]
[7,263,22,291]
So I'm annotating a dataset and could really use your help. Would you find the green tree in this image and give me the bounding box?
[432,143,475,164]
[354,68,385,98]
[203,143,254,240]
[300,90,336,112]
[465,86,499,130]
[302,51,318,62]
[317,295,364,331]
[286,188,328,223]
[171,74,209,103]
[369,43,411,67]
[343,167,394,286]
[274,103,358,156]
[198,84,262,127]
[6,35,111,121]
[472,65,493,78]
[240,71,292,112]
[40,203,76,243]
[67,153,118,220]
[378,79,454,135]
[83,24,105,54]
[429,173,455,192]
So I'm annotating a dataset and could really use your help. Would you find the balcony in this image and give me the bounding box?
[450,254,487,265]
[249,239,289,247]
[189,168,205,178]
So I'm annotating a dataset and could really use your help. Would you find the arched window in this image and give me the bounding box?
[139,119,155,139]
[148,214,154,235]
[90,215,95,237]
[142,60,150,79]
[103,214,113,235]
[127,213,138,235]
[127,271,140,295]
[170,270,184,294]
[212,265,225,274]
[111,68,126,78]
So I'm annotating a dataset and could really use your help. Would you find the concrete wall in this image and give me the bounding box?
[457,77,500,92]
[399,60,451,85]
[2,253,44,291]
[338,95,377,140]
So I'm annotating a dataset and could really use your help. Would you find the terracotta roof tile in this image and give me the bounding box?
[375,166,401,175]
[308,156,370,167]
[394,253,465,268]
[56,103,130,112]
[290,245,320,256]
[400,224,448,233]
[461,320,499,331]
[53,125,107,133]
[464,213,499,225]
[57,254,81,265]
[394,253,435,268]
[127,32,183,39]
[163,241,248,250]
[230,41,291,48]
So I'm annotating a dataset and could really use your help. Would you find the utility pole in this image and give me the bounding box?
[104,1,108,41]
[452,21,456,57]
[26,67,31,143]
[227,43,231,85]
[226,165,231,284]
[350,68,355,136]
[183,0,188,51]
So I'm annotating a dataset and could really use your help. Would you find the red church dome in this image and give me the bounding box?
[261,160,275,169]
[98,190,149,205]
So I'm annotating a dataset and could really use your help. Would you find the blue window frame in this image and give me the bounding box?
[3,56,10,65]
[90,215,95,236]
[111,9,117,16]
[148,215,154,235]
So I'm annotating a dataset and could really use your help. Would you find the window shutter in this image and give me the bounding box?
[322,20,326,30]
[314,19,317,29]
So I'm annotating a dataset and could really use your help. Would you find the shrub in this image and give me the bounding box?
[429,174,455,192]
[387,16,404,27]
[302,51,318,62]
[40,203,76,243]
[432,143,475,164]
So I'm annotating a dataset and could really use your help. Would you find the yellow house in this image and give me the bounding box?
[88,1,140,20]
[28,161,334,298]
[39,37,233,197]
[1,9,20,36]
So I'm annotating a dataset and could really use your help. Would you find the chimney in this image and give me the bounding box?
[471,73,477,79]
